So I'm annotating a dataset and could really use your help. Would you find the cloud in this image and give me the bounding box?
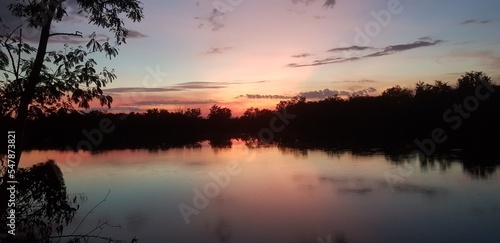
[291,53,314,58]
[46,30,141,44]
[204,47,233,54]
[323,0,336,7]
[124,99,217,106]
[104,87,181,94]
[350,87,377,96]
[288,39,443,67]
[127,29,148,38]
[418,36,433,41]
[461,19,491,25]
[364,40,443,58]
[327,46,372,52]
[105,81,267,94]
[235,94,292,99]
[237,87,377,100]
[197,8,226,31]
[197,0,335,31]
[332,79,377,84]
[291,0,336,8]
[393,183,447,196]
[461,20,475,25]
[298,89,350,98]
[174,81,228,89]
[337,187,373,195]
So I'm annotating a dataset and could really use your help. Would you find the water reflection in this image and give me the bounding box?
[381,151,499,180]
[15,140,500,243]
[1,160,78,242]
[209,136,233,151]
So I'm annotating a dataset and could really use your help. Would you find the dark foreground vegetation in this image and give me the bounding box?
[1,71,500,155]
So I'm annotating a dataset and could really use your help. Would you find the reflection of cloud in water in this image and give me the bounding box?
[471,205,500,216]
[316,174,447,197]
[392,183,447,196]
[337,188,373,195]
[184,161,207,167]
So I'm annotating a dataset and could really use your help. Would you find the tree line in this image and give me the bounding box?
[1,71,499,154]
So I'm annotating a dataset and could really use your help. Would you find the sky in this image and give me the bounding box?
[2,0,500,116]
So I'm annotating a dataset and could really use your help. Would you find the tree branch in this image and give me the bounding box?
[71,189,111,235]
[16,29,22,79]
[49,31,83,37]
[47,233,123,242]
[5,41,18,80]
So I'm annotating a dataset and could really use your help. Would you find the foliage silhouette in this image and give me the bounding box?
[0,0,144,217]
[0,159,138,242]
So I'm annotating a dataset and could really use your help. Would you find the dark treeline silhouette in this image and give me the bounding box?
[275,71,500,153]
[1,71,499,155]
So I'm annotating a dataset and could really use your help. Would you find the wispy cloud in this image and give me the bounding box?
[288,39,443,67]
[461,19,491,25]
[298,89,350,98]
[198,8,226,31]
[124,99,217,106]
[364,40,443,58]
[106,80,266,94]
[350,87,377,96]
[332,79,377,84]
[235,94,291,99]
[418,37,433,41]
[291,0,336,8]
[174,81,228,89]
[103,87,181,94]
[204,47,233,54]
[327,45,372,52]
[128,29,148,38]
[236,87,377,99]
[291,53,314,58]
[323,0,336,7]
[461,20,475,25]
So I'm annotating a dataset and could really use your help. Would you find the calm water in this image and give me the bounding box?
[21,140,500,243]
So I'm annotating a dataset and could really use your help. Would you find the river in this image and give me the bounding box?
[20,139,500,243]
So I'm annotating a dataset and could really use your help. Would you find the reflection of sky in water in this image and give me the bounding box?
[21,141,500,243]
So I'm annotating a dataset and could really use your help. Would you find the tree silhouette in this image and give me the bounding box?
[457,71,492,92]
[184,108,202,118]
[208,105,232,121]
[0,0,144,218]
[381,85,413,100]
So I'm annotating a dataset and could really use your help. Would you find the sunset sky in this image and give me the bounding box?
[3,0,500,116]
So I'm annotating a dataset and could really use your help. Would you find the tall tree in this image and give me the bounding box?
[208,104,232,121]
[0,0,143,220]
